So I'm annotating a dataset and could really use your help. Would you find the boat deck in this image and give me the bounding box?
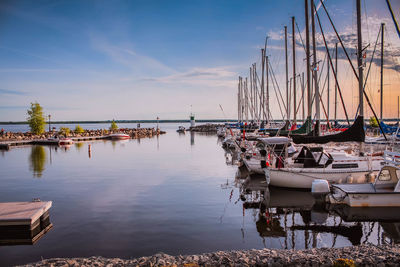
[333,183,397,194]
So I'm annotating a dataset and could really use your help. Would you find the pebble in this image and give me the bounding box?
[20,244,400,266]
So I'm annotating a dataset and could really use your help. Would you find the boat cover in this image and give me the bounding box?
[291,116,365,144]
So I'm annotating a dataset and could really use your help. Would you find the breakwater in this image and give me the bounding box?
[21,244,400,266]
[190,124,223,132]
[0,128,165,150]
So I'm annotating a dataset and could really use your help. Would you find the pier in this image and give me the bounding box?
[0,128,165,150]
[0,136,109,150]
[0,201,52,245]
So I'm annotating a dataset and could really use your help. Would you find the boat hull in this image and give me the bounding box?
[269,168,379,189]
[329,193,400,207]
[109,134,130,140]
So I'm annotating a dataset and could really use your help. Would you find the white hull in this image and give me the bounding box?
[109,134,130,140]
[269,168,380,189]
[329,193,400,207]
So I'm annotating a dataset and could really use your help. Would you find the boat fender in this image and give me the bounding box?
[346,175,354,183]
[311,179,330,202]
[241,147,246,153]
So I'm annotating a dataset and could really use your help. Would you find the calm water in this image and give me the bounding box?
[0,123,399,266]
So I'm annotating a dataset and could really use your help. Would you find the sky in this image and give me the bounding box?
[0,0,399,121]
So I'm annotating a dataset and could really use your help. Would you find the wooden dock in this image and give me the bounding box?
[0,201,53,245]
[0,135,110,150]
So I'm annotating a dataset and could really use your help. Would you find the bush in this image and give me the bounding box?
[75,125,84,134]
[59,127,70,137]
[27,102,46,135]
[110,120,118,130]
[369,116,379,127]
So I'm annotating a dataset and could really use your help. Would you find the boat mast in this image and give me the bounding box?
[305,0,311,119]
[238,77,240,122]
[357,0,364,120]
[311,0,320,134]
[266,55,270,122]
[334,42,338,122]
[302,72,305,122]
[261,48,265,122]
[386,0,400,39]
[380,23,385,121]
[327,51,330,123]
[292,16,297,125]
[249,67,253,120]
[285,25,289,121]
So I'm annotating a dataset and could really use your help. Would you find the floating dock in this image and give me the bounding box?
[0,201,53,245]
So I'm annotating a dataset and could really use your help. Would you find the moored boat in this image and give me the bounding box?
[312,151,400,207]
[108,133,130,140]
[58,137,73,145]
[265,146,383,189]
[176,126,186,133]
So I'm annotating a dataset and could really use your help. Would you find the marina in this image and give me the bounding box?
[0,0,400,265]
[1,123,400,265]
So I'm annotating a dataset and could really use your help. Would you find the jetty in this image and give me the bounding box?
[0,201,52,245]
[0,128,165,150]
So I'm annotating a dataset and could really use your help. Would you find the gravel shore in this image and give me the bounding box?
[22,244,400,266]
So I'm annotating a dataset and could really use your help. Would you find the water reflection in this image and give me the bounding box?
[224,147,240,166]
[75,142,84,151]
[190,131,195,146]
[29,146,46,178]
[234,169,400,248]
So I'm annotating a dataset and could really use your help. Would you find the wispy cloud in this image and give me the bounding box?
[0,105,26,109]
[312,16,400,73]
[90,34,177,77]
[0,68,65,73]
[138,66,237,88]
[0,88,27,95]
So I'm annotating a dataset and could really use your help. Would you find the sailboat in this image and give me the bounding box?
[263,0,385,189]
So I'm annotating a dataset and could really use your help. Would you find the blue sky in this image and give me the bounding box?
[0,0,399,121]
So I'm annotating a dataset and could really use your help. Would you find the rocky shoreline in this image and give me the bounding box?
[0,128,165,142]
[190,123,223,132]
[22,244,400,266]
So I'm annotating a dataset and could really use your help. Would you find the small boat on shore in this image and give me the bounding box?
[176,126,186,133]
[108,133,130,140]
[312,151,400,207]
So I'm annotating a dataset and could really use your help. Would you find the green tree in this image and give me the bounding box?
[75,125,84,134]
[110,120,118,130]
[59,127,70,136]
[27,102,46,134]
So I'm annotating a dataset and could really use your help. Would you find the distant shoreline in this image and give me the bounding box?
[0,119,236,125]
[1,118,399,125]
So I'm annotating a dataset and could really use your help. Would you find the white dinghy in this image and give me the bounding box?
[313,151,400,207]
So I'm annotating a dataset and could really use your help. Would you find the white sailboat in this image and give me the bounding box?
[267,146,382,189]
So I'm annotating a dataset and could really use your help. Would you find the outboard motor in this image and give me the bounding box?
[311,179,330,203]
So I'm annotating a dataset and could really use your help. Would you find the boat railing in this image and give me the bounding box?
[383,151,400,167]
